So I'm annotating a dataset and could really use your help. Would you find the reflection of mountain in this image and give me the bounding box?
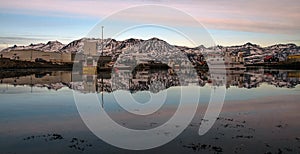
[130,69,181,93]
[0,69,300,93]
[0,71,72,90]
[243,70,300,88]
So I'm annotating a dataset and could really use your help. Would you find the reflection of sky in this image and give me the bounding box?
[0,86,75,121]
[0,82,299,152]
[1,83,299,112]
[0,83,299,124]
[224,83,300,101]
[2,83,298,120]
[0,0,299,49]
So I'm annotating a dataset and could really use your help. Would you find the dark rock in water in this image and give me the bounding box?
[51,134,63,140]
[249,128,256,132]
[68,137,92,152]
[23,137,31,140]
[86,144,92,147]
[201,144,207,149]
[22,133,93,152]
[212,146,223,152]
[218,133,225,136]
[278,148,282,154]
[183,143,223,153]
[284,147,292,152]
[275,124,288,128]
[265,143,271,147]
[236,124,244,128]
[68,145,75,148]
[23,133,65,145]
[223,124,229,128]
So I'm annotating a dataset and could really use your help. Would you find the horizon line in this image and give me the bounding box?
[1,37,299,51]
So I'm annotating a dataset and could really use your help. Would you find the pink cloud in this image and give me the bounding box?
[0,0,299,35]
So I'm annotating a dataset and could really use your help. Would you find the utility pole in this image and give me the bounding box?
[102,26,104,57]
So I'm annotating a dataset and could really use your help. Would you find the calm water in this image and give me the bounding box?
[0,68,300,154]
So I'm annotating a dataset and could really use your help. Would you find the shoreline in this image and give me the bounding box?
[2,57,300,70]
[0,58,73,70]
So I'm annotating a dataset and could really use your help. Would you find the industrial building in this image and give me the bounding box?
[0,49,75,63]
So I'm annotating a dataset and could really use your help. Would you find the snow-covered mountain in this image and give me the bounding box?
[219,42,264,56]
[218,42,300,63]
[1,41,65,52]
[59,39,84,53]
[1,38,299,64]
[40,41,65,52]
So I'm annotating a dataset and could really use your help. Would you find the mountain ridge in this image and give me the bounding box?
[1,38,299,59]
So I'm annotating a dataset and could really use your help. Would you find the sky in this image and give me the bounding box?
[0,0,299,49]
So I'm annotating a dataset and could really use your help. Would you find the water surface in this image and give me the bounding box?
[0,69,299,153]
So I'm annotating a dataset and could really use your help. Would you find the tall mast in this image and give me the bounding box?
[101,26,104,57]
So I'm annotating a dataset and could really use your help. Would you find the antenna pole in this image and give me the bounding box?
[101,26,104,57]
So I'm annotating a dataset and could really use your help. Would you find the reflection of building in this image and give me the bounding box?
[1,50,74,63]
[129,69,180,93]
[81,75,98,93]
[209,72,226,87]
[1,68,300,93]
[111,69,132,91]
[226,70,245,88]
[132,70,149,82]
[288,71,300,78]
[287,54,300,62]
[82,57,97,75]
[0,71,72,86]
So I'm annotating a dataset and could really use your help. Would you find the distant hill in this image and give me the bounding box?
[1,38,300,63]
[1,41,65,53]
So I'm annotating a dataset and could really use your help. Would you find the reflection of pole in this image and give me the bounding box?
[101,26,104,108]
[31,75,32,93]
[100,76,104,108]
[101,26,104,91]
[101,91,104,108]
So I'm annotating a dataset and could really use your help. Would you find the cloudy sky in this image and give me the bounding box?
[0,0,299,48]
